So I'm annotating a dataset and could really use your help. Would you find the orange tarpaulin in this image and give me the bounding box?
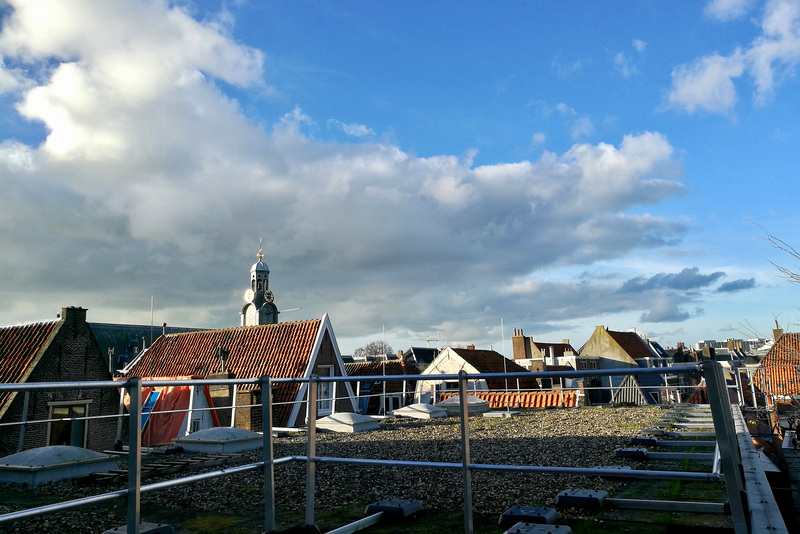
[118,376,220,446]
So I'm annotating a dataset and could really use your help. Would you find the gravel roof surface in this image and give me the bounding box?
[0,406,665,533]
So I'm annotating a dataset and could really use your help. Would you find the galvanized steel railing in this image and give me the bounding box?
[0,362,776,534]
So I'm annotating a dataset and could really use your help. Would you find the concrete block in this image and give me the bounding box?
[596,465,633,479]
[614,447,648,459]
[484,410,520,418]
[502,522,573,534]
[499,506,558,528]
[629,436,658,446]
[555,489,607,508]
[364,498,423,519]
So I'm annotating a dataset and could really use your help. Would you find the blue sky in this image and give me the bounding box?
[1,0,799,354]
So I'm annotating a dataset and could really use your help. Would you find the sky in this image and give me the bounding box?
[1,0,800,356]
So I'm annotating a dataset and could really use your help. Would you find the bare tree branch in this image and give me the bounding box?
[750,220,800,284]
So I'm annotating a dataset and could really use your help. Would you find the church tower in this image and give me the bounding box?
[240,244,279,326]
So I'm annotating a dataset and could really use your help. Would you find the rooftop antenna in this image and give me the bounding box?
[150,295,154,344]
[501,318,509,413]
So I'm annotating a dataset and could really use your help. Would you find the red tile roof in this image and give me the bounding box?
[0,320,61,415]
[754,333,800,396]
[127,319,322,385]
[450,348,540,390]
[439,390,578,408]
[125,319,324,426]
[605,330,656,359]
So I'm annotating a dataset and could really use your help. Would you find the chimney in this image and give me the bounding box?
[397,350,404,359]
[216,346,229,373]
[512,329,533,361]
[467,344,475,350]
[549,346,557,366]
[61,306,87,324]
[562,339,569,345]
[162,322,167,337]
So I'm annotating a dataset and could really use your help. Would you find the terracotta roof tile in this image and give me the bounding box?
[606,330,656,359]
[755,333,800,396]
[0,320,61,410]
[126,319,323,426]
[439,390,578,408]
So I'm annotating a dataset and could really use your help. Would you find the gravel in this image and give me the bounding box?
[0,406,662,533]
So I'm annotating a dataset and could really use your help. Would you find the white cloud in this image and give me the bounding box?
[615,52,636,78]
[328,119,375,137]
[571,117,595,139]
[705,0,756,20]
[531,132,546,145]
[0,0,691,350]
[0,140,35,172]
[556,102,576,115]
[667,52,745,114]
[633,39,647,53]
[668,0,800,114]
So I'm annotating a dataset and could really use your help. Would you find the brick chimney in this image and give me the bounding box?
[512,329,533,360]
[61,306,87,324]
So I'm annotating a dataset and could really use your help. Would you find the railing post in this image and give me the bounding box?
[260,376,276,533]
[127,376,142,534]
[230,384,238,428]
[703,361,748,533]
[305,376,318,529]
[17,391,30,452]
[457,370,474,534]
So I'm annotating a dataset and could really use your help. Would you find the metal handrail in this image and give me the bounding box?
[0,362,761,534]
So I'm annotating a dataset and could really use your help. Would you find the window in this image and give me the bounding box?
[48,400,91,448]
[141,390,161,429]
[317,365,334,415]
[190,418,202,434]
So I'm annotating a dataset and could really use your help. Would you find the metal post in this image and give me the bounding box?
[457,370,474,534]
[305,376,318,529]
[332,380,337,416]
[185,384,195,436]
[17,391,29,452]
[702,361,748,534]
[127,377,142,534]
[116,386,125,443]
[261,376,276,533]
[733,368,744,407]
[230,384,238,428]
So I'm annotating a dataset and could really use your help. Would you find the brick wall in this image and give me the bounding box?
[0,307,119,454]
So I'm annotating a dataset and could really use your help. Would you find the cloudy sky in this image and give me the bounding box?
[1,0,800,354]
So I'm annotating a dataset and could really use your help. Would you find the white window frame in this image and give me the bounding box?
[46,399,92,448]
[317,365,334,416]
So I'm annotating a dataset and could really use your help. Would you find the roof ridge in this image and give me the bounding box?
[160,318,322,338]
[0,318,60,330]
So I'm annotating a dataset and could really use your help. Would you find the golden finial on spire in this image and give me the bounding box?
[257,237,264,263]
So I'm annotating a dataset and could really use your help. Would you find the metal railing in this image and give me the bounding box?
[0,361,776,534]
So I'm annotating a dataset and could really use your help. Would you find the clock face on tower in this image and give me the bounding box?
[244,289,255,303]
[245,303,257,326]
[264,290,274,303]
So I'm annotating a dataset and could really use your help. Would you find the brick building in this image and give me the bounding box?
[0,307,119,456]
[122,314,356,430]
